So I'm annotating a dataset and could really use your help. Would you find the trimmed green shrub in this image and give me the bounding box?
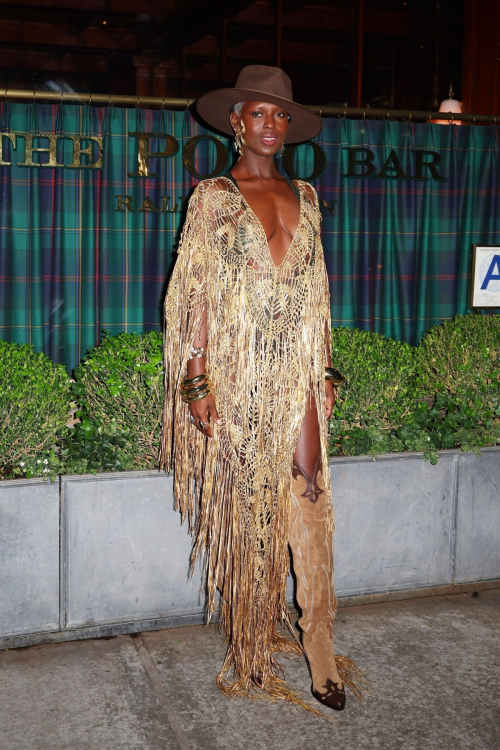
[63,331,164,474]
[399,314,500,458]
[329,327,418,457]
[4,314,495,478]
[0,341,71,479]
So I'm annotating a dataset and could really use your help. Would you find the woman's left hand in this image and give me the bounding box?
[325,381,336,420]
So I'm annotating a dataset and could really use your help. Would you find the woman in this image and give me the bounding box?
[160,65,365,714]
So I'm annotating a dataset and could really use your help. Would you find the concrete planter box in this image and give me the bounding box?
[1,447,499,648]
[60,471,205,632]
[0,478,60,638]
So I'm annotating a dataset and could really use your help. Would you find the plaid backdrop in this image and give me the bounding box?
[0,102,499,372]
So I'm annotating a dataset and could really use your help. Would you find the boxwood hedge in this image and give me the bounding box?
[2,314,498,479]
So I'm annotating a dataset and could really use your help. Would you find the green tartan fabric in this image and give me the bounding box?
[0,102,498,372]
[314,117,500,342]
[0,103,225,371]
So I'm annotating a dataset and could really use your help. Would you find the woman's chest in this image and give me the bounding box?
[209,191,319,277]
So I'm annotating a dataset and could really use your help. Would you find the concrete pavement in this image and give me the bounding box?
[1,590,499,750]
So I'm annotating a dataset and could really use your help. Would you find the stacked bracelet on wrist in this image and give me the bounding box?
[325,367,344,386]
[188,346,206,360]
[180,373,213,402]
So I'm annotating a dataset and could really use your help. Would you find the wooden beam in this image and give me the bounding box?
[140,0,255,62]
[0,47,109,73]
[220,18,227,83]
[0,20,137,51]
[462,0,500,114]
[351,0,364,108]
[181,46,186,98]
[152,62,168,97]
[275,0,283,68]
[187,36,346,65]
[0,0,173,13]
[134,55,152,96]
[232,2,414,35]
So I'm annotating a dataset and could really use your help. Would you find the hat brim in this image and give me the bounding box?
[196,87,322,144]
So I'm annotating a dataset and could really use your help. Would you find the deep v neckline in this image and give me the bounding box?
[225,173,302,270]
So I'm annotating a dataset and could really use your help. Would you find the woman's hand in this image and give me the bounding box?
[325,381,336,420]
[189,392,222,440]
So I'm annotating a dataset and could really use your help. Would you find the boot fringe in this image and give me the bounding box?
[335,655,372,699]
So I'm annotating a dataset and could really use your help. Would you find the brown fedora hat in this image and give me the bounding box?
[196,65,322,144]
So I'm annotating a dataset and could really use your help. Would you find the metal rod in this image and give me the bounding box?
[0,89,196,107]
[306,106,497,124]
[0,88,497,123]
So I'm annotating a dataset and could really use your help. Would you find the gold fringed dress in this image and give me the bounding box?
[160,175,335,707]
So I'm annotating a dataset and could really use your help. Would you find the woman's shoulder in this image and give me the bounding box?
[294,180,321,215]
[294,179,318,199]
[196,175,233,195]
[189,176,234,207]
[186,176,233,210]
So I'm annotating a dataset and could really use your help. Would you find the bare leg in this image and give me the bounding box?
[289,396,343,691]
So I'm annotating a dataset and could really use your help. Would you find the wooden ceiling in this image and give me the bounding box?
[0,0,464,110]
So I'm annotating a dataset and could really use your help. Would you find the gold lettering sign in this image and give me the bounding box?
[0,132,104,169]
[342,147,377,179]
[321,199,337,216]
[138,196,158,212]
[128,132,180,178]
[114,195,186,212]
[19,134,64,168]
[282,141,327,182]
[411,150,446,182]
[182,135,230,180]
[0,133,17,166]
[162,196,179,213]
[342,146,446,182]
[115,195,135,212]
[373,149,409,180]
[67,136,103,169]
[0,129,447,186]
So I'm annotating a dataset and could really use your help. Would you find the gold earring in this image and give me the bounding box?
[280,143,285,156]
[234,130,243,156]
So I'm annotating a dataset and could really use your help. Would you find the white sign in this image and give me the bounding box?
[471,245,500,308]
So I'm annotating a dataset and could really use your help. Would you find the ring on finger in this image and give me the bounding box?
[199,419,209,429]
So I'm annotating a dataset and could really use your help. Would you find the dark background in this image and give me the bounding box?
[0,1,497,114]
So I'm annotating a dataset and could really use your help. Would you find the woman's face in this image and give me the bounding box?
[230,101,289,157]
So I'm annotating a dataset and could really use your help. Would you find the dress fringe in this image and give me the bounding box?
[160,178,368,717]
[216,642,370,720]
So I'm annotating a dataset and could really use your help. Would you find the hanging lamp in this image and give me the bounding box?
[433,82,463,125]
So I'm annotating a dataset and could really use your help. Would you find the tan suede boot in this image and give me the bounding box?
[289,456,346,710]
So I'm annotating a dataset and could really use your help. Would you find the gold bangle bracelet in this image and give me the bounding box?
[325,367,344,385]
[181,381,212,396]
[181,374,208,387]
[182,388,212,403]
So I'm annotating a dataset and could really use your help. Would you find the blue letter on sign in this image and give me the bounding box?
[481,254,500,289]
